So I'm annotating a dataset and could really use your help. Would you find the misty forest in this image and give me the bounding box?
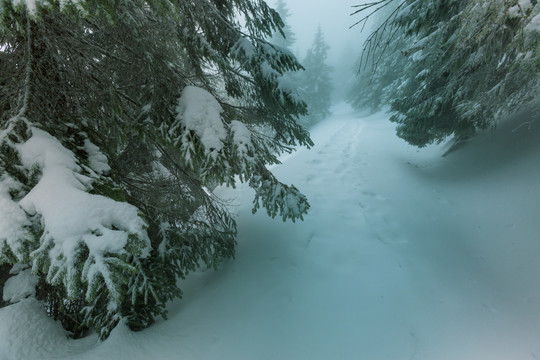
[1,0,540,359]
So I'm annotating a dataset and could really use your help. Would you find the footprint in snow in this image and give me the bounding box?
[305,174,315,183]
[361,190,386,201]
[365,213,409,246]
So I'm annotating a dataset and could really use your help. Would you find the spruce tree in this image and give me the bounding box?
[0,0,312,339]
[353,0,540,147]
[299,26,333,127]
[269,0,296,51]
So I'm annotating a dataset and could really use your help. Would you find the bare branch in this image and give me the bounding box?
[351,0,406,72]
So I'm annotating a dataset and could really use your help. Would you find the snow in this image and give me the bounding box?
[260,60,279,78]
[510,0,534,17]
[0,176,31,258]
[0,298,74,360]
[276,74,303,105]
[230,120,253,157]
[10,0,83,15]
[11,0,38,14]
[2,104,540,359]
[175,86,227,156]
[83,139,111,175]
[526,13,540,33]
[17,128,148,255]
[231,37,256,58]
[10,128,149,299]
[2,269,38,303]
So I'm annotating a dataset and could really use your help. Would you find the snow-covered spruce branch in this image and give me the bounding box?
[0,0,312,339]
[249,166,309,222]
[351,0,540,147]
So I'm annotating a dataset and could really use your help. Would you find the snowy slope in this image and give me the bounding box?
[1,104,540,360]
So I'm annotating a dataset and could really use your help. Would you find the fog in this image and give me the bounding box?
[282,0,361,59]
[274,0,369,100]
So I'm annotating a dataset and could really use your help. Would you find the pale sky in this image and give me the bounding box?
[277,0,365,66]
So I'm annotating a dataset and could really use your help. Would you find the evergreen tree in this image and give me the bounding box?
[299,26,334,126]
[353,0,540,147]
[333,40,361,103]
[269,0,296,50]
[0,0,312,339]
[348,0,412,112]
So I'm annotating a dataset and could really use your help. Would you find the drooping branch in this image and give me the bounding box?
[350,0,396,31]
[351,0,406,73]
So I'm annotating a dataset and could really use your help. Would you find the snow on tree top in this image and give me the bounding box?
[15,128,149,263]
[509,0,534,17]
[526,13,540,33]
[230,120,253,157]
[231,37,256,58]
[0,176,31,259]
[175,86,227,156]
[83,139,111,175]
[11,0,39,14]
[10,0,83,15]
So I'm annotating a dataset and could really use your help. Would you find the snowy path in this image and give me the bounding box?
[2,104,540,360]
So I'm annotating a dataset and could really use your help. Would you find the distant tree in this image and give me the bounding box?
[0,0,312,339]
[267,0,305,130]
[352,0,540,147]
[299,26,334,126]
[334,41,361,103]
[270,0,297,50]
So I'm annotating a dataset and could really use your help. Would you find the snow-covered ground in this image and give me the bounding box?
[2,104,540,360]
